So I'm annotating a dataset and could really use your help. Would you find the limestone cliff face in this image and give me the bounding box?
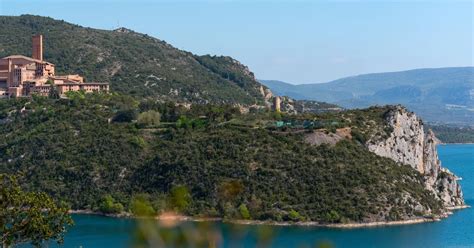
[367,106,464,207]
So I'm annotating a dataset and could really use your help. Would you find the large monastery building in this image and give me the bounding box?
[0,35,109,97]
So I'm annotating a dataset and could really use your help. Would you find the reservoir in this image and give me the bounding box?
[51,144,474,248]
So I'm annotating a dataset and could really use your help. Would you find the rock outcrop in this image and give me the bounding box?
[304,127,352,146]
[367,106,464,207]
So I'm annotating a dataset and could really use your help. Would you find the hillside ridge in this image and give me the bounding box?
[0,15,267,105]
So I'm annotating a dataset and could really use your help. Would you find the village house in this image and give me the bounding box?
[0,35,109,97]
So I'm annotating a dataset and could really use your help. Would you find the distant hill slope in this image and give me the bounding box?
[261,67,474,124]
[0,15,267,105]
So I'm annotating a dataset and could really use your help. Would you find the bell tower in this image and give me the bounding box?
[32,35,43,61]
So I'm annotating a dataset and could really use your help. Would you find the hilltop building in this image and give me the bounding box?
[0,35,109,97]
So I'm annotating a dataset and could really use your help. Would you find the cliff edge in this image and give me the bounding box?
[367,106,464,207]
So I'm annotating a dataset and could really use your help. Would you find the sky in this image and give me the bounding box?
[0,0,473,84]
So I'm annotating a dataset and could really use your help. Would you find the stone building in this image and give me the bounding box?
[273,96,281,112]
[0,35,109,97]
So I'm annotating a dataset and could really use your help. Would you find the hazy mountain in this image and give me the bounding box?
[0,15,267,105]
[261,67,474,124]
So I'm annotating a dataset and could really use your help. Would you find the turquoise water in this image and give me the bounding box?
[54,144,474,248]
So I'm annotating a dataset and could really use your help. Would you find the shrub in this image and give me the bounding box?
[130,195,155,217]
[223,202,237,219]
[129,136,146,148]
[48,84,60,99]
[169,185,191,212]
[324,210,341,223]
[99,195,124,214]
[288,210,303,222]
[176,116,191,129]
[239,204,251,220]
[351,130,367,144]
[152,194,169,213]
[137,110,161,127]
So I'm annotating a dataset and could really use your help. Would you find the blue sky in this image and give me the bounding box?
[1,0,472,84]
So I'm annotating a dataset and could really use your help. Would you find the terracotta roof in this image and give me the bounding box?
[60,82,109,86]
[0,55,54,65]
[82,82,109,85]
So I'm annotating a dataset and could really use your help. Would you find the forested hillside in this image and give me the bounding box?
[0,15,266,105]
[0,93,443,223]
[428,125,474,143]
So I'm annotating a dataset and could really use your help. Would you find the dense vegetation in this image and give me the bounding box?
[1,174,73,247]
[0,15,265,105]
[428,124,474,143]
[0,94,443,224]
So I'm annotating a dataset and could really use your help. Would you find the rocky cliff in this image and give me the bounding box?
[367,106,464,207]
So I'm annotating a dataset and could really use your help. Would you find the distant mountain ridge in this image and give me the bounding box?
[261,67,474,124]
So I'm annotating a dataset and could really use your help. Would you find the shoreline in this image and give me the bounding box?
[68,204,470,229]
[230,217,439,228]
[439,143,474,145]
[447,205,470,210]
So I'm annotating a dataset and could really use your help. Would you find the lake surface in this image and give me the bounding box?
[53,144,474,248]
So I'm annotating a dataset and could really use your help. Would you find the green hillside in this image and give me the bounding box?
[0,15,266,105]
[427,124,474,143]
[0,94,442,223]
